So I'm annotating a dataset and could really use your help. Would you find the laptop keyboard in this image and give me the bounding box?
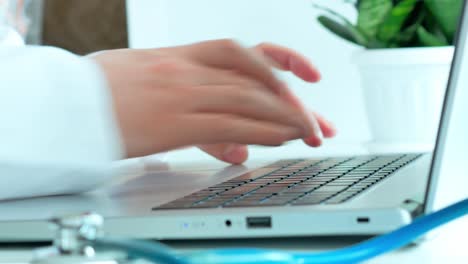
[153,154,422,210]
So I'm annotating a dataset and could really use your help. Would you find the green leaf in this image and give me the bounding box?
[317,16,359,45]
[357,0,393,38]
[317,16,368,46]
[355,0,361,9]
[313,4,368,46]
[393,17,422,44]
[392,10,425,46]
[424,0,463,43]
[377,0,419,42]
[416,26,450,46]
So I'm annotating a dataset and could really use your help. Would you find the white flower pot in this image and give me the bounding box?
[354,47,454,149]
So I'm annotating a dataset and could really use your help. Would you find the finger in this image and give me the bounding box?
[303,112,337,147]
[275,86,335,144]
[177,64,319,140]
[190,66,304,114]
[302,112,323,147]
[176,64,272,94]
[143,59,271,97]
[181,114,304,146]
[313,111,337,138]
[193,85,314,137]
[175,39,285,95]
[254,42,321,83]
[280,85,307,110]
[198,144,249,165]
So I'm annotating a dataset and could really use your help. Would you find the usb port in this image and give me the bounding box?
[246,216,272,228]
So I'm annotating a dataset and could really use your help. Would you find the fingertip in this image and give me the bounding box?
[313,71,322,82]
[255,43,321,83]
[303,136,322,148]
[290,56,322,83]
[322,124,337,138]
[323,128,337,138]
[313,111,337,138]
[222,146,249,164]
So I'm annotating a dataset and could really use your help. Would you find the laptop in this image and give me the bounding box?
[0,2,467,242]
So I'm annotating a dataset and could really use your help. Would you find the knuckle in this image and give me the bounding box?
[256,42,270,49]
[268,131,295,145]
[232,89,259,106]
[276,132,294,143]
[250,129,288,146]
[209,115,291,146]
[247,79,271,94]
[237,77,263,90]
[149,58,187,74]
[216,39,242,54]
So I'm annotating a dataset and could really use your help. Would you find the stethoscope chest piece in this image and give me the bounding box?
[30,212,131,264]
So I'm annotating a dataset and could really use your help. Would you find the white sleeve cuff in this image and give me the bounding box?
[0,46,124,200]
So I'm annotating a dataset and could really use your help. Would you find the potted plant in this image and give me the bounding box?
[314,0,463,150]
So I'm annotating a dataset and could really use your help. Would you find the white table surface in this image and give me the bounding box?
[0,141,467,263]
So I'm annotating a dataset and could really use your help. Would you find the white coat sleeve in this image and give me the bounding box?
[0,45,124,200]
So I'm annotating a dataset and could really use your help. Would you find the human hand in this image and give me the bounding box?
[198,43,336,164]
[91,40,326,158]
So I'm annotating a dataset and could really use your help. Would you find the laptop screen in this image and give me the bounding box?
[424,0,468,213]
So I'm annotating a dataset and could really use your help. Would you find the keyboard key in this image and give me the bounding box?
[234,168,281,181]
[221,186,259,196]
[258,186,288,192]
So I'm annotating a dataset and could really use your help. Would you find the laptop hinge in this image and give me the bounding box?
[401,199,424,218]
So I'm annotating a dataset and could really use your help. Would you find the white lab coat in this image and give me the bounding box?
[0,25,124,200]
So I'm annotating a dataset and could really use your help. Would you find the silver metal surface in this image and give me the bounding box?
[50,212,102,255]
[29,213,127,264]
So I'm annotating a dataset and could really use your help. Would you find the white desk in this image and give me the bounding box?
[0,141,467,263]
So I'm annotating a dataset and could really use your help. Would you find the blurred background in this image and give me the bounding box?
[26,0,127,54]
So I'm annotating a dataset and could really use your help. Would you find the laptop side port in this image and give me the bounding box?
[246,216,272,228]
[356,217,370,223]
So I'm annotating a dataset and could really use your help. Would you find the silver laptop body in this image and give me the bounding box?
[0,1,466,242]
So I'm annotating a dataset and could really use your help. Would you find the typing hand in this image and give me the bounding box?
[91,40,334,159]
[199,43,336,164]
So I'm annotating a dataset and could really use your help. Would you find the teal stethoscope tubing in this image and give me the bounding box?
[93,197,468,264]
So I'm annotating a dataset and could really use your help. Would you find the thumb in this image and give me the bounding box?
[198,144,249,165]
